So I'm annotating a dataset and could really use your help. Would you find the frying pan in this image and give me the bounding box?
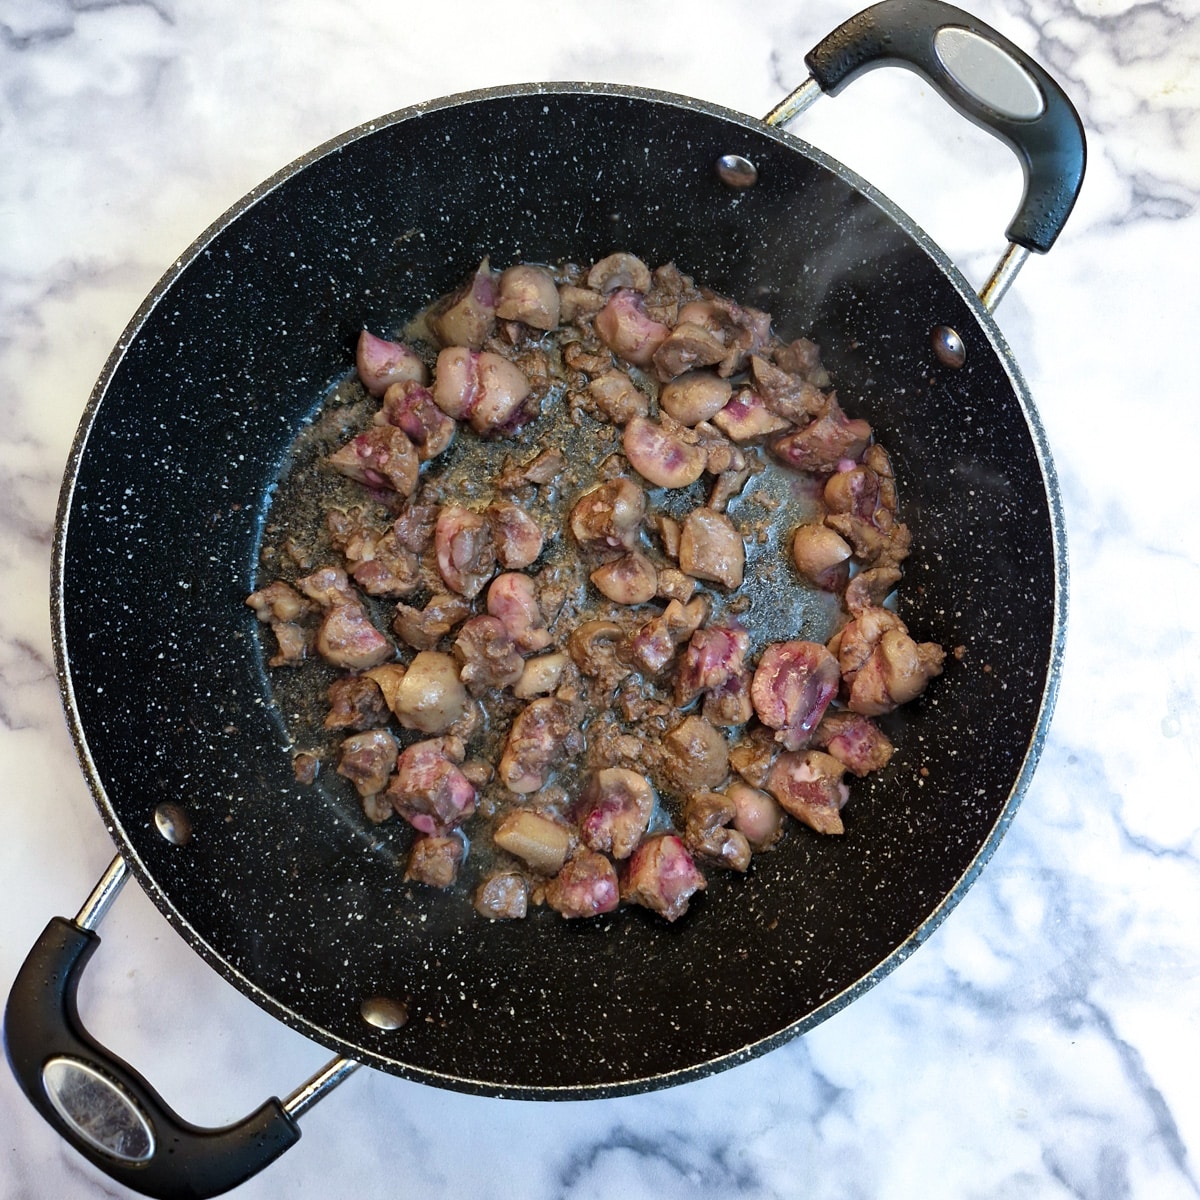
[4,2,1084,1195]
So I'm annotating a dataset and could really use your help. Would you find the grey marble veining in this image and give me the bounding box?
[2,1,1198,1197]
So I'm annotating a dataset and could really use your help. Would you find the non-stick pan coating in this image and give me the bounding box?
[54,84,1063,1097]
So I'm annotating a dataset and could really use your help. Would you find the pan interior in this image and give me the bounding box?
[55,86,1060,1097]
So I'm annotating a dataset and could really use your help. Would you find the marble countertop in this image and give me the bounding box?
[2,1,1197,1196]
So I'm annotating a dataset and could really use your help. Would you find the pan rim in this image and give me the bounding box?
[49,80,1068,1098]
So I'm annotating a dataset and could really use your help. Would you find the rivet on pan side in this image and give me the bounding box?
[716,154,758,189]
[360,997,409,1031]
[932,325,967,369]
[153,803,192,846]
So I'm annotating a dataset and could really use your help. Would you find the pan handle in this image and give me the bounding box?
[3,858,357,1198]
[767,0,1085,301]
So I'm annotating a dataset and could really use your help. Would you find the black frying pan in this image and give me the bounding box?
[5,2,1084,1196]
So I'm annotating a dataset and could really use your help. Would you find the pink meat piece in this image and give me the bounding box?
[620,834,706,922]
[327,425,419,496]
[487,502,545,570]
[593,289,671,368]
[765,750,850,835]
[576,768,655,860]
[750,640,840,751]
[434,505,496,598]
[387,738,477,835]
[771,395,872,474]
[674,625,749,705]
[356,330,428,397]
[811,710,896,777]
[486,573,551,654]
[544,850,620,919]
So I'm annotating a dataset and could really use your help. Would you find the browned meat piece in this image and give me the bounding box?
[453,615,524,695]
[812,710,895,777]
[434,504,496,598]
[751,640,839,751]
[772,336,829,386]
[380,380,456,462]
[544,849,620,919]
[493,810,574,875]
[562,339,615,376]
[824,510,912,569]
[567,619,629,690]
[385,651,471,734]
[830,606,907,681]
[356,329,429,397]
[587,252,652,294]
[675,625,749,705]
[655,568,696,604]
[791,524,853,592]
[316,602,393,670]
[582,715,648,773]
[862,443,898,510]
[627,597,708,677]
[323,675,388,730]
[432,346,532,435]
[293,751,320,785]
[246,580,313,624]
[655,513,682,559]
[392,503,440,554]
[642,262,699,326]
[652,322,727,381]
[772,395,872,474]
[590,552,658,606]
[766,750,850,835]
[710,388,793,443]
[845,566,902,613]
[661,715,729,793]
[262,621,311,666]
[245,581,315,667]
[495,264,560,330]
[513,650,570,699]
[569,478,646,555]
[678,507,745,589]
[727,781,785,850]
[683,792,752,872]
[392,593,472,651]
[388,737,476,835]
[558,285,606,324]
[405,835,465,888]
[328,425,419,496]
[749,355,826,424]
[497,697,579,794]
[486,573,551,654]
[594,289,670,368]
[728,726,779,789]
[676,296,771,376]
[847,631,945,717]
[620,834,706,921]
[659,370,732,427]
[824,463,882,520]
[702,671,754,727]
[622,416,707,489]
[474,872,530,919]
[428,258,497,349]
[586,371,648,425]
[486,501,544,570]
[347,529,422,599]
[576,768,655,860]
[336,729,399,799]
[295,565,360,608]
[707,463,755,514]
[519,446,567,486]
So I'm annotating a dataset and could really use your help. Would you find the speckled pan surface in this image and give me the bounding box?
[52,83,1064,1098]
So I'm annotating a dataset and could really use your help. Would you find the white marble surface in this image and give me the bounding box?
[2,0,1198,1196]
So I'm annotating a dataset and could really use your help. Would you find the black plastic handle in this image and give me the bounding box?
[4,917,301,1199]
[805,0,1085,252]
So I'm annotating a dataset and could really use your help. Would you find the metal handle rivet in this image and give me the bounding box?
[716,154,758,189]
[360,997,409,1031]
[153,803,192,846]
[932,325,967,368]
